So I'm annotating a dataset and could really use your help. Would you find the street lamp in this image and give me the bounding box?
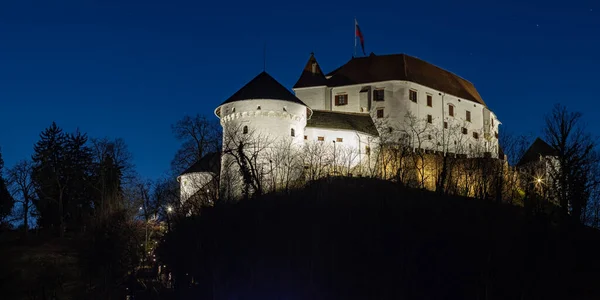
[167,206,173,213]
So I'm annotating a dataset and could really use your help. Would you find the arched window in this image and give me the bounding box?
[290,128,295,137]
[243,126,248,134]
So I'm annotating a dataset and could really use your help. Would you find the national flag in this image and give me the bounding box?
[355,19,366,56]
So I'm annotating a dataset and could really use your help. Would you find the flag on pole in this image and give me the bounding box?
[355,19,366,56]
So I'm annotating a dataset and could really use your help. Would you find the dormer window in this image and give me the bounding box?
[311,62,317,74]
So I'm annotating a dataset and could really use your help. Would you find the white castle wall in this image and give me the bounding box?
[216,99,310,199]
[295,80,500,157]
[178,172,215,202]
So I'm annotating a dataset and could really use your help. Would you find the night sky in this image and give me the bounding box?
[0,0,598,180]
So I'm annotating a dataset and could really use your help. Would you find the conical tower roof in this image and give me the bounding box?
[219,71,307,106]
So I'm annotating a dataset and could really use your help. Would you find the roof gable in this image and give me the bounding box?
[293,53,328,89]
[180,152,221,176]
[517,138,558,167]
[220,71,307,106]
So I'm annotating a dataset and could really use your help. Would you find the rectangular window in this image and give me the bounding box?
[473,132,479,139]
[373,89,385,101]
[444,122,448,129]
[335,94,348,106]
[336,138,343,142]
[462,127,467,135]
[377,108,384,119]
[427,95,432,107]
[427,114,432,123]
[495,132,499,139]
[409,90,417,102]
[449,105,454,117]
[317,136,324,141]
[466,111,471,122]
[428,134,432,140]
[304,135,307,140]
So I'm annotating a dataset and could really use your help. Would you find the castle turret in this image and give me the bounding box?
[214,71,312,200]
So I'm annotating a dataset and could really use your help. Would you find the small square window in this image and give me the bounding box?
[473,132,479,139]
[377,108,384,119]
[317,136,324,141]
[466,111,471,122]
[427,95,432,107]
[409,90,418,102]
[336,138,343,142]
[374,89,385,101]
[335,94,348,106]
[462,127,467,135]
[427,114,432,124]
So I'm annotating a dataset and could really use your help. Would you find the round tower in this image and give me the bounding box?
[214,71,312,200]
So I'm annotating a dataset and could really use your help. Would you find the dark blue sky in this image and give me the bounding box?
[0,0,598,180]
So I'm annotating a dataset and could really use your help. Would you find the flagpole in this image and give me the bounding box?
[354,18,357,58]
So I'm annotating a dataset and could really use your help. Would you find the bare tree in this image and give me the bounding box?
[544,104,598,222]
[90,137,134,218]
[301,141,333,182]
[221,124,273,200]
[7,160,36,236]
[171,114,222,175]
[399,112,435,189]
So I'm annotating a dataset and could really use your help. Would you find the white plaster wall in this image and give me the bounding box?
[179,172,215,202]
[321,79,501,157]
[294,86,328,110]
[304,127,378,168]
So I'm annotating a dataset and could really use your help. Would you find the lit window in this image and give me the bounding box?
[427,95,432,107]
[466,111,471,122]
[409,90,417,102]
[243,126,248,134]
[377,108,384,119]
[374,89,385,101]
[291,128,295,137]
[449,104,454,117]
[317,136,324,141]
[335,94,348,106]
[336,138,343,142]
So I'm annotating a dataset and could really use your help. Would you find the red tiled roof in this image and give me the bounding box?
[297,53,486,106]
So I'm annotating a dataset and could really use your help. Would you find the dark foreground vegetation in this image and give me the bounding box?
[158,177,600,300]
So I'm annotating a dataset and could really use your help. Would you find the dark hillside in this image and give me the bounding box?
[160,177,600,299]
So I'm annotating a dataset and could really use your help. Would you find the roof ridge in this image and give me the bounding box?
[311,109,371,117]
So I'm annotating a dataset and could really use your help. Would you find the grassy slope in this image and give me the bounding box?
[168,177,600,300]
